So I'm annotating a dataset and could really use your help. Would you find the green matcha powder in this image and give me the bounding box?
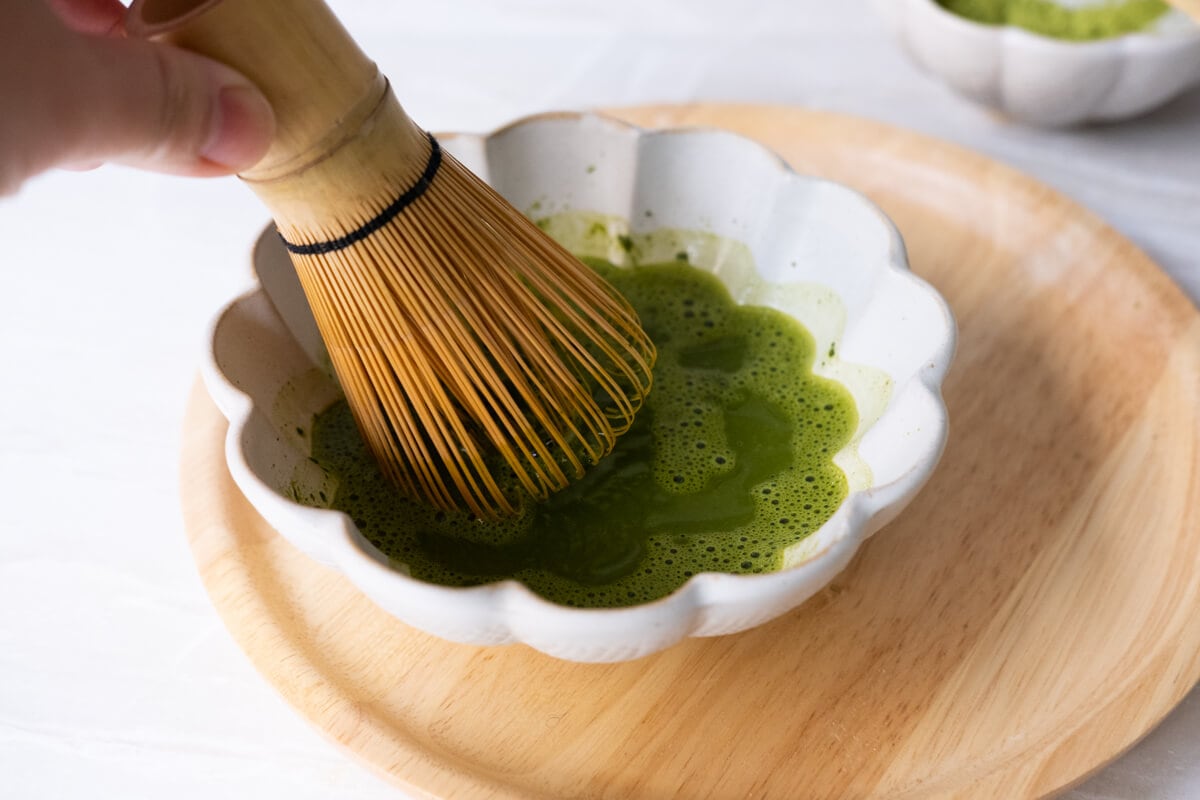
[938,0,1169,40]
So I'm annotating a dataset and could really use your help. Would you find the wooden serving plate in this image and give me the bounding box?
[180,104,1200,799]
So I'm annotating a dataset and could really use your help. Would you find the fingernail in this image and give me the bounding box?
[202,85,275,171]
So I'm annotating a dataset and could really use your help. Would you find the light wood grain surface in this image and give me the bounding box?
[5,4,1200,797]
[180,105,1200,799]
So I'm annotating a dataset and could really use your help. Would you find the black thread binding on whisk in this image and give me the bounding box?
[277,131,443,255]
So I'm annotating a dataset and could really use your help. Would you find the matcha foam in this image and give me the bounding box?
[304,259,858,608]
[937,0,1170,40]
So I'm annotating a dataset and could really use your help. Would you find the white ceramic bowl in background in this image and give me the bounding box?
[874,0,1200,126]
[203,112,955,662]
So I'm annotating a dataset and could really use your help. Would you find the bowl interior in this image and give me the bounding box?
[210,114,952,590]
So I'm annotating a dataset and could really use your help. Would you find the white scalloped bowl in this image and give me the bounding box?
[203,112,955,662]
[873,0,1200,126]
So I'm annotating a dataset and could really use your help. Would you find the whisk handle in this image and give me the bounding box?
[126,0,432,242]
[126,0,392,181]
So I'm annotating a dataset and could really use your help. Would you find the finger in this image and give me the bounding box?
[45,0,126,35]
[0,2,273,194]
[64,32,276,176]
[60,160,104,171]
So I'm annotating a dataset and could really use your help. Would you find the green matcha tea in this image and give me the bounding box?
[937,0,1170,41]
[305,259,858,607]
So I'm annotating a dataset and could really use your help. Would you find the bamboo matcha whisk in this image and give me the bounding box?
[127,0,655,519]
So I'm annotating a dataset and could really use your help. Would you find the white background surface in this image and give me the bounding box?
[2,1,1199,797]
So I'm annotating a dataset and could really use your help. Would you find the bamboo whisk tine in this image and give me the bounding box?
[291,139,655,517]
[128,0,655,518]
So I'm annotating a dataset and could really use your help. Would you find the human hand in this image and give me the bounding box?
[1,0,275,195]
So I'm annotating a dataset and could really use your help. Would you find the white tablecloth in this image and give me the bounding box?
[2,2,1198,797]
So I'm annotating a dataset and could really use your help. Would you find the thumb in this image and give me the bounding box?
[65,32,275,176]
